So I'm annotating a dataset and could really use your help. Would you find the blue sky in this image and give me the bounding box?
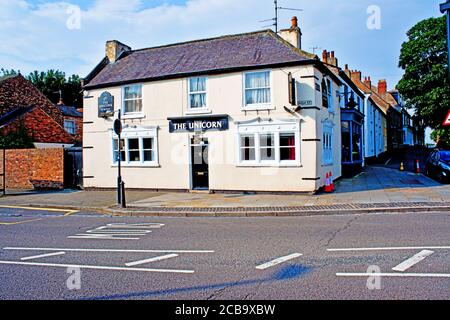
[0,0,445,91]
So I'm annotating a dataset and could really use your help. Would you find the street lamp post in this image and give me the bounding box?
[441,0,450,79]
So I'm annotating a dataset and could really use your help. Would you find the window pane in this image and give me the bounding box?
[241,148,256,161]
[190,93,206,108]
[189,77,206,92]
[245,72,270,89]
[261,148,275,161]
[280,147,296,161]
[260,134,274,147]
[241,135,255,148]
[280,133,295,147]
[144,150,153,162]
[245,88,270,105]
[129,151,140,162]
[143,138,153,150]
[124,85,142,99]
[125,99,142,113]
[128,138,139,150]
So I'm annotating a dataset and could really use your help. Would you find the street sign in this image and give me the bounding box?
[114,119,122,135]
[444,111,450,126]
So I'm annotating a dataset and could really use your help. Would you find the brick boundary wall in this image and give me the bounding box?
[0,148,64,190]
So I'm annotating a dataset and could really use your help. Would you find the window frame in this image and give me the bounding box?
[242,70,274,110]
[187,76,209,113]
[236,120,301,167]
[121,84,144,118]
[64,119,76,135]
[111,127,158,167]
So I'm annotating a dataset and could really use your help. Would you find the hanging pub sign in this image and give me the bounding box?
[168,115,229,133]
[98,91,114,118]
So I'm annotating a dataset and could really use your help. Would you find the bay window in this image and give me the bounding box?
[237,119,300,166]
[189,77,207,110]
[123,84,143,114]
[244,71,271,107]
[112,127,158,167]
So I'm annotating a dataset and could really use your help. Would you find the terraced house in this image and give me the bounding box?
[82,18,342,193]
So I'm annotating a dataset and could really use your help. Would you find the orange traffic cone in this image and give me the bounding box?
[330,172,335,192]
[415,160,421,174]
[324,172,332,193]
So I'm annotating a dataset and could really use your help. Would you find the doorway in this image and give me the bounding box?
[191,137,209,190]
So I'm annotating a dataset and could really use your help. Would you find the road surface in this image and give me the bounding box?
[0,205,448,300]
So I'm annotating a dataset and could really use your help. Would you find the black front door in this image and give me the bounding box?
[191,139,209,190]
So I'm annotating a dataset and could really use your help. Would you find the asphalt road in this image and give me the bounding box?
[0,206,449,300]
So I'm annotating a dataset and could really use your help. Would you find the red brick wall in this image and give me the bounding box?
[1,107,74,144]
[1,148,64,189]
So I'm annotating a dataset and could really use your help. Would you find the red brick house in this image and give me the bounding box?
[0,74,74,147]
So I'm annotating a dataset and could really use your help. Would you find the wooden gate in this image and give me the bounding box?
[64,147,83,189]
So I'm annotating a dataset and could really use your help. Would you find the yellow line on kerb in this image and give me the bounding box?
[0,205,78,225]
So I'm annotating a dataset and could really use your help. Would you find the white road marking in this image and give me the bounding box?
[125,254,179,267]
[336,272,450,278]
[20,251,66,261]
[106,223,165,229]
[255,253,303,270]
[327,246,450,252]
[392,250,434,272]
[4,247,214,254]
[0,260,194,274]
[67,235,141,240]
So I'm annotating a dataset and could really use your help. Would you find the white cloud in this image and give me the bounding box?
[0,0,443,87]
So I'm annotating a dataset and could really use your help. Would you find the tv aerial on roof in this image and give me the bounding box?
[259,0,303,33]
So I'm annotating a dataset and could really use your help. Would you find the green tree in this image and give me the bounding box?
[0,126,34,149]
[397,16,450,145]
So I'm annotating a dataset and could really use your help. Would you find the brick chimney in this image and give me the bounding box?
[321,50,338,67]
[378,79,387,94]
[279,16,302,49]
[106,40,131,64]
[350,70,362,82]
[364,76,372,89]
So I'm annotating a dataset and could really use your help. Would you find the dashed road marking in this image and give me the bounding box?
[327,246,450,252]
[125,254,179,267]
[0,260,194,274]
[256,253,303,270]
[336,272,450,278]
[20,251,66,261]
[392,250,434,272]
[68,222,163,240]
[4,247,215,254]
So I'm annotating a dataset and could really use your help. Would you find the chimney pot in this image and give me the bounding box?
[322,50,328,63]
[291,16,298,28]
[378,79,387,94]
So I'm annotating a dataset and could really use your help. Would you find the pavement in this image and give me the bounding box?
[0,166,449,217]
[0,206,448,300]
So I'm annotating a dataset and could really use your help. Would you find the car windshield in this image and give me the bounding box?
[440,151,450,162]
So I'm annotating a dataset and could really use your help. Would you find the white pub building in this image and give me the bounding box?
[82,18,342,193]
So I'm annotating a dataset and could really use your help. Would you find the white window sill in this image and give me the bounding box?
[185,109,212,115]
[236,162,302,168]
[112,163,160,168]
[242,104,275,111]
[122,113,145,120]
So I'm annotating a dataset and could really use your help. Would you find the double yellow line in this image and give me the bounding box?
[0,205,78,225]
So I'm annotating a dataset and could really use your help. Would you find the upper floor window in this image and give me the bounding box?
[189,77,207,110]
[244,71,271,106]
[64,120,76,135]
[123,84,143,114]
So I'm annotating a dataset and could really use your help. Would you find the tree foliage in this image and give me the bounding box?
[0,68,82,109]
[0,125,34,149]
[397,16,450,144]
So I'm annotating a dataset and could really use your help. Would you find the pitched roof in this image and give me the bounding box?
[0,75,64,125]
[0,106,35,127]
[349,77,390,114]
[59,105,82,118]
[84,30,318,89]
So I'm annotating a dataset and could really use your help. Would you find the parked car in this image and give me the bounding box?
[425,149,450,183]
